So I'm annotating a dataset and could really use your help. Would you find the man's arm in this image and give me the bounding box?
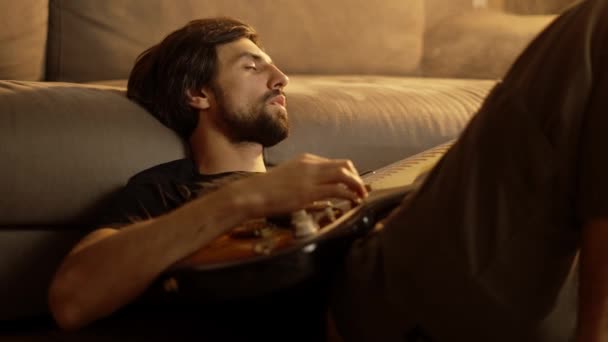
[48,154,367,331]
[48,186,249,330]
[577,218,608,342]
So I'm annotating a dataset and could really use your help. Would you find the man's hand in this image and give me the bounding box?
[225,153,368,219]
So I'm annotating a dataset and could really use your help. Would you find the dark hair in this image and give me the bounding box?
[127,17,259,140]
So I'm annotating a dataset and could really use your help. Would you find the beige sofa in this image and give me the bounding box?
[0,0,564,330]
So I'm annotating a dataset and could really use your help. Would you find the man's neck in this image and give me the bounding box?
[189,123,266,175]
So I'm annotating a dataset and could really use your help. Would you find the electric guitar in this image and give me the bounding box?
[155,141,454,300]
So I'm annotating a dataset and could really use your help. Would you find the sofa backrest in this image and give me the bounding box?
[500,0,578,14]
[0,0,48,81]
[44,0,425,82]
[0,0,579,82]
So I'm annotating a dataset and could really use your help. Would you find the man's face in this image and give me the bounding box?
[210,38,290,147]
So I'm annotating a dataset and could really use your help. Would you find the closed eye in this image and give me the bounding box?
[245,65,258,71]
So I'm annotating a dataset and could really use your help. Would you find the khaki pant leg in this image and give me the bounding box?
[332,0,608,341]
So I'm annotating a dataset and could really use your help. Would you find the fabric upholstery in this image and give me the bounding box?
[46,0,424,82]
[0,76,494,226]
[0,76,493,320]
[0,81,186,226]
[503,0,579,14]
[0,229,84,320]
[265,76,495,172]
[0,0,48,81]
[425,0,474,29]
[422,10,555,79]
[95,75,495,175]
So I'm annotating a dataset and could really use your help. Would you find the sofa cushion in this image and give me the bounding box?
[0,81,186,226]
[503,0,577,14]
[0,228,84,320]
[264,75,496,173]
[2,76,494,226]
[423,10,555,79]
[46,0,424,82]
[0,0,48,81]
[95,76,495,174]
[425,0,474,29]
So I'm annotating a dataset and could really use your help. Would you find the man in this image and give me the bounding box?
[48,17,363,341]
[48,0,608,340]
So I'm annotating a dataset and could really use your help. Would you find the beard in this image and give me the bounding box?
[212,86,289,148]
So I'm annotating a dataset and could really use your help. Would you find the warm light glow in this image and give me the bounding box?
[473,0,488,9]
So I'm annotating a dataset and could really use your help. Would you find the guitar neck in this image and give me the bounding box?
[363,140,455,190]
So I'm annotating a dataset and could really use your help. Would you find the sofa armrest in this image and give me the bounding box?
[422,10,556,79]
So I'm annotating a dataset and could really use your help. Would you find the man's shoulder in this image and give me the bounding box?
[93,159,195,228]
[128,159,196,185]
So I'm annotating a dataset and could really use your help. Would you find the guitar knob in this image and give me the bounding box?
[303,244,317,253]
[362,216,371,227]
[162,277,179,293]
[351,216,372,235]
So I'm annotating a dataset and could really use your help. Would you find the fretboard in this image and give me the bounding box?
[363,140,455,190]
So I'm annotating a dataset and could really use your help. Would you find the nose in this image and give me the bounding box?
[268,64,289,90]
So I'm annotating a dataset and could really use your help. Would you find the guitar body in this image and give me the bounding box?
[157,185,412,300]
[176,222,294,268]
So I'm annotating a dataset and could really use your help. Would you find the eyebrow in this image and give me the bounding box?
[233,51,273,65]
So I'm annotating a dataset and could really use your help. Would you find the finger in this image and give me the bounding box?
[319,164,368,198]
[340,158,360,176]
[316,184,362,204]
[338,168,367,198]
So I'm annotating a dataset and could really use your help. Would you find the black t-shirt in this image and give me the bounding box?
[95,159,255,229]
[89,159,329,340]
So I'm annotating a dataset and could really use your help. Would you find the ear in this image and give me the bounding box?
[186,88,211,110]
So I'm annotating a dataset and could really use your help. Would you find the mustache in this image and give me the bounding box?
[262,89,285,102]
